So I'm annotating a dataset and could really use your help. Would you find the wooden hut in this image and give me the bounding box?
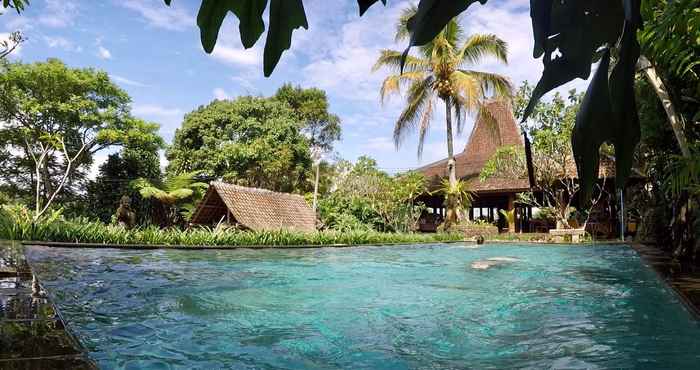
[415,100,531,231]
[189,182,316,232]
[414,100,643,235]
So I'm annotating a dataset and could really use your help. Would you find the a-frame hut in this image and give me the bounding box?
[189,182,316,232]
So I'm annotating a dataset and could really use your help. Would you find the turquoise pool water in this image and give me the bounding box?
[26,244,700,369]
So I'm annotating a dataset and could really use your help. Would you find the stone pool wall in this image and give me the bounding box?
[0,242,98,369]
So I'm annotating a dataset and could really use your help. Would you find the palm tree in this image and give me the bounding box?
[434,178,474,229]
[373,5,512,221]
[132,171,208,227]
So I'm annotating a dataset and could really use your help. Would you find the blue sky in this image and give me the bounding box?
[1,0,588,175]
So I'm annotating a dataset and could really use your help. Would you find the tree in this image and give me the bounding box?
[482,84,609,229]
[86,120,164,224]
[166,97,312,193]
[0,31,24,59]
[373,5,510,222]
[318,156,427,232]
[273,83,341,151]
[132,172,208,227]
[3,0,652,198]
[0,59,155,220]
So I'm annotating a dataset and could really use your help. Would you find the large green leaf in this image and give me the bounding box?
[522,0,624,121]
[231,0,268,48]
[358,0,386,16]
[530,0,553,58]
[609,1,642,189]
[196,0,234,53]
[571,48,613,204]
[263,0,308,77]
[400,0,487,71]
[196,0,267,53]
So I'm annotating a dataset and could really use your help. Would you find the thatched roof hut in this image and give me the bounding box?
[189,182,316,232]
[416,99,530,193]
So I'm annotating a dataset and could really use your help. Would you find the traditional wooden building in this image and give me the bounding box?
[415,100,532,231]
[414,99,643,235]
[189,182,316,232]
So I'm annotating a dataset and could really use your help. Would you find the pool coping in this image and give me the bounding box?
[629,243,700,321]
[0,244,99,369]
[21,239,629,250]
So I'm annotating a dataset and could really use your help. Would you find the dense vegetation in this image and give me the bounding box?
[0,205,463,247]
[374,6,510,228]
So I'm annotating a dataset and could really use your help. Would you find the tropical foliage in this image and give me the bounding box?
[0,59,163,220]
[317,156,428,233]
[132,172,208,227]
[481,83,608,229]
[166,96,317,193]
[274,83,342,151]
[0,204,463,246]
[433,179,473,229]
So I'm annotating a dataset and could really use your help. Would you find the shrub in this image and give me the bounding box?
[0,210,464,247]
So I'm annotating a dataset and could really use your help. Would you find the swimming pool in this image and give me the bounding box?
[26,244,700,369]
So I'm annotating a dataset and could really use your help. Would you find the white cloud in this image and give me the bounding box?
[210,44,262,67]
[132,104,183,118]
[38,0,78,28]
[97,45,112,59]
[362,137,395,152]
[44,36,81,52]
[300,2,405,103]
[213,88,231,100]
[110,74,148,87]
[119,0,194,31]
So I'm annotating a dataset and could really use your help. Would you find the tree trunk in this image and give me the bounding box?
[444,98,460,228]
[445,98,457,186]
[312,162,320,216]
[638,55,691,157]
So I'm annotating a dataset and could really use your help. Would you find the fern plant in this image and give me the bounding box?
[131,172,208,227]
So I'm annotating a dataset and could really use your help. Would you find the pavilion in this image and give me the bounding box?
[415,100,532,231]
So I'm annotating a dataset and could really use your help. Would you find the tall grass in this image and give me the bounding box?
[0,205,464,247]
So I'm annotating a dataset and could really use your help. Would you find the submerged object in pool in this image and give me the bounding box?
[471,256,520,270]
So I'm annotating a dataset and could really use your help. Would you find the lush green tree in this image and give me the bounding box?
[0,59,155,220]
[481,84,609,229]
[273,83,341,151]
[318,156,427,232]
[132,172,208,227]
[166,97,312,193]
[3,0,651,201]
[86,120,164,224]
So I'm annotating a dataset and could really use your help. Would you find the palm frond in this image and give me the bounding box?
[458,69,513,100]
[394,5,417,42]
[394,76,436,152]
[416,98,434,158]
[372,50,429,73]
[164,171,201,192]
[168,188,194,200]
[449,70,483,114]
[458,34,509,66]
[379,71,425,104]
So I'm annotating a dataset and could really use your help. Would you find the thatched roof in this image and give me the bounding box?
[190,182,316,232]
[415,100,643,194]
[416,100,525,192]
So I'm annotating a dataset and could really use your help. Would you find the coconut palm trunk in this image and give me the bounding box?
[445,97,457,186]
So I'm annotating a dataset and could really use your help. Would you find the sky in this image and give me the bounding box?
[1,0,589,175]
